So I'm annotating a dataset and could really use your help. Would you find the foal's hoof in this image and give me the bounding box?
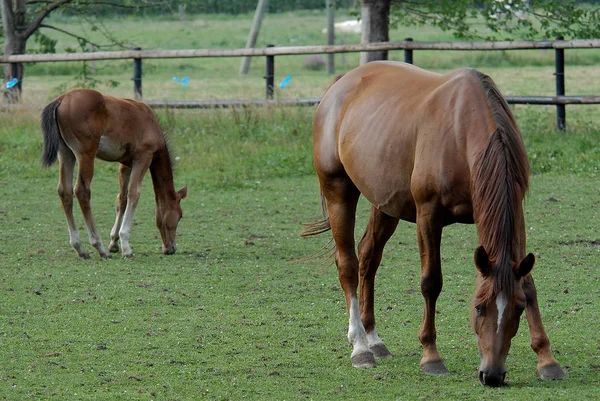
[79,252,91,260]
[351,351,376,368]
[538,364,567,380]
[108,242,119,253]
[420,360,449,375]
[370,343,394,358]
[101,253,112,260]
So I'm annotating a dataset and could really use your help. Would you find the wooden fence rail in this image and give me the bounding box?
[2,38,600,130]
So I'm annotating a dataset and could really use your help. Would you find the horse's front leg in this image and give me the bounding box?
[522,274,567,380]
[358,206,399,358]
[416,204,448,375]
[109,164,131,253]
[118,157,151,257]
[74,154,110,259]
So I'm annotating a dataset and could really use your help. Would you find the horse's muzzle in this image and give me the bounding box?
[479,369,506,387]
[163,243,176,255]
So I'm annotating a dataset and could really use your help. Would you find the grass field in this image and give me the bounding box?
[1,9,600,401]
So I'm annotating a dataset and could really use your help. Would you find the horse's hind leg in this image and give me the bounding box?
[109,164,131,253]
[74,154,110,259]
[522,275,566,380]
[415,203,449,375]
[358,206,399,358]
[321,176,375,367]
[57,142,89,259]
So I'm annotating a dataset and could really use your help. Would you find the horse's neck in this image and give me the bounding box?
[149,147,177,207]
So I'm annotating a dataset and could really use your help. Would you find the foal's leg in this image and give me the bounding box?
[322,177,374,367]
[57,143,89,259]
[109,164,131,253]
[415,203,448,374]
[358,206,399,358]
[74,154,110,259]
[522,275,566,380]
[118,156,152,257]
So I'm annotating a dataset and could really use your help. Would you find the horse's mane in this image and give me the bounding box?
[470,70,530,300]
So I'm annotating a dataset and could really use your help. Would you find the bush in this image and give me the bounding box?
[303,55,326,71]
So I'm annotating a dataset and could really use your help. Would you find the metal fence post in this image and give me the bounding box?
[555,36,566,131]
[404,38,413,64]
[133,47,142,100]
[265,44,274,100]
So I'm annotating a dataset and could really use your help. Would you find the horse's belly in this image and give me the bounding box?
[96,135,126,161]
[352,173,416,222]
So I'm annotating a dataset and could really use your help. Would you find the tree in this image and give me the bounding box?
[360,0,600,64]
[1,0,72,101]
[1,0,160,102]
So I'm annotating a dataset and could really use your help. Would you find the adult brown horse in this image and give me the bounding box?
[302,61,565,386]
[41,89,187,259]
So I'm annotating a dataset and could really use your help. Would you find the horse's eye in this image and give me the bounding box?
[476,306,484,316]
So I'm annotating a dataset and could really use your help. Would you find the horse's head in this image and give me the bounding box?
[156,185,188,254]
[471,246,534,387]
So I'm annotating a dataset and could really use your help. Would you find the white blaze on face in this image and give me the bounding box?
[496,292,507,334]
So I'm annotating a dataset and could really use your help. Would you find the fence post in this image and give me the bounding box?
[265,44,274,100]
[404,38,413,64]
[133,47,142,100]
[555,36,566,131]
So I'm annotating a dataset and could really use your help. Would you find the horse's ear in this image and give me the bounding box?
[474,246,491,277]
[177,185,188,201]
[515,253,535,278]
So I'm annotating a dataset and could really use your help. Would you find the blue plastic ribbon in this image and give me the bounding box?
[172,76,190,88]
[280,75,292,89]
[6,78,18,89]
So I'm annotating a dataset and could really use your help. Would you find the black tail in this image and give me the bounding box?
[41,99,62,167]
[300,193,331,236]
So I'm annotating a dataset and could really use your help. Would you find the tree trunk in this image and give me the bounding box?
[360,0,390,64]
[2,0,27,102]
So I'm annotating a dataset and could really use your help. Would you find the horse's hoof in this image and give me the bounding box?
[122,253,134,259]
[351,351,376,368]
[79,253,91,260]
[420,360,449,375]
[101,253,112,260]
[370,343,394,358]
[538,364,566,380]
[108,243,119,253]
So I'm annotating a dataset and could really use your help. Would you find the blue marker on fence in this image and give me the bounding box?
[173,76,190,88]
[6,78,18,89]
[280,75,292,89]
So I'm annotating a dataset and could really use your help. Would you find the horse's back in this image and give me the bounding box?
[55,89,164,163]
[314,61,496,222]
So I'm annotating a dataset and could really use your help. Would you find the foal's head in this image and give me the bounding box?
[471,246,535,387]
[156,185,188,254]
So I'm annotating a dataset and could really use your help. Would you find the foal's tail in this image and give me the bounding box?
[300,193,331,236]
[40,99,62,167]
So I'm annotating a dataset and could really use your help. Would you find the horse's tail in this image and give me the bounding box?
[300,193,331,236]
[41,99,62,167]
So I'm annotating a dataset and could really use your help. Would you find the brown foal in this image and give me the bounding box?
[41,89,187,259]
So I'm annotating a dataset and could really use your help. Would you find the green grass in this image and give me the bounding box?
[1,104,599,400]
[1,10,599,401]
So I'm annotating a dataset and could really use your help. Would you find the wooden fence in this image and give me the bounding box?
[2,38,600,130]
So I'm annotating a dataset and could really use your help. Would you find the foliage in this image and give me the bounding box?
[390,0,600,40]
[303,55,327,71]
